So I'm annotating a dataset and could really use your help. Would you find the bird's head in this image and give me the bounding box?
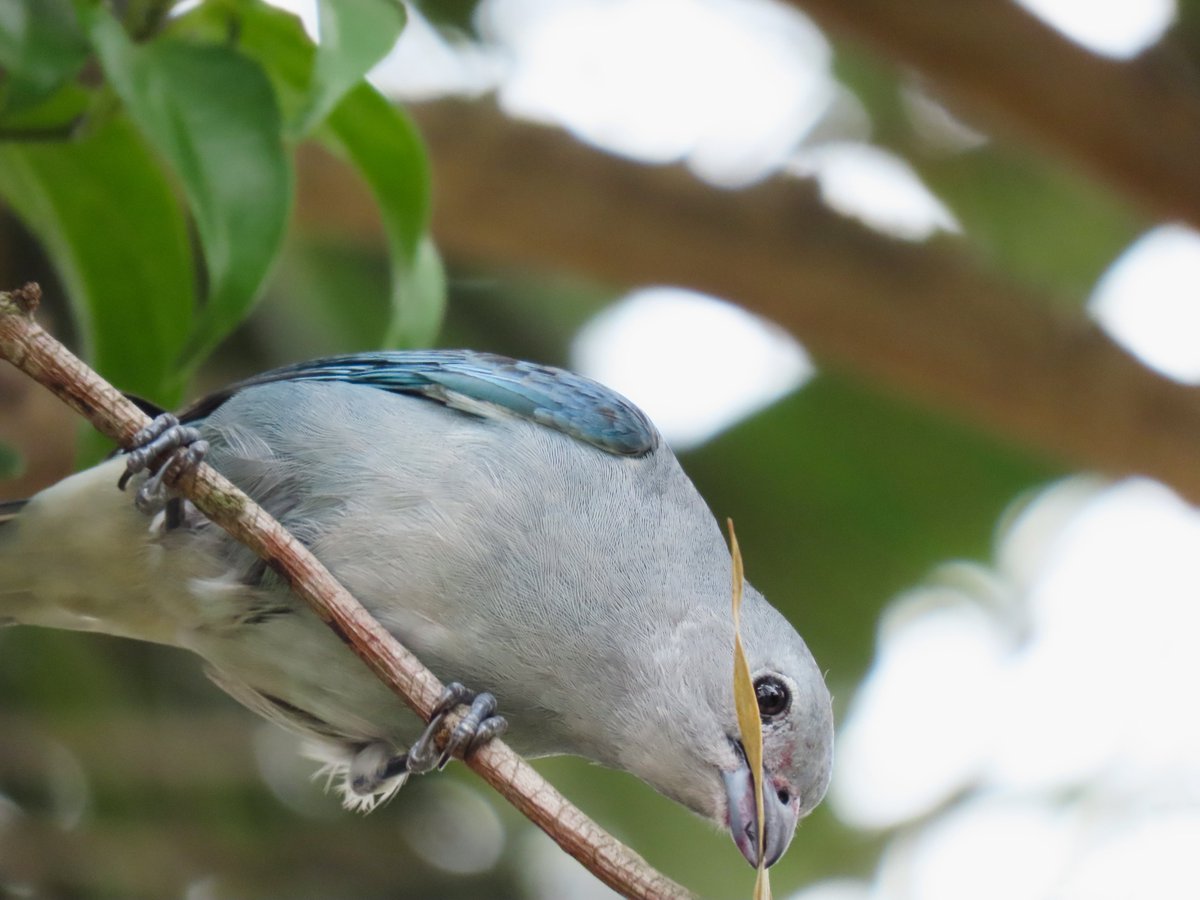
[617,582,834,868]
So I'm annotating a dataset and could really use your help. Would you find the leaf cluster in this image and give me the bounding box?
[0,0,441,407]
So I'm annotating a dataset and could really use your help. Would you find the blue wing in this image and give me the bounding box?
[181,351,659,457]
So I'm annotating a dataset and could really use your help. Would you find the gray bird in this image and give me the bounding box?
[0,351,833,867]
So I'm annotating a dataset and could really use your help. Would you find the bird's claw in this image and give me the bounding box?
[346,684,507,800]
[118,413,209,515]
[405,682,508,775]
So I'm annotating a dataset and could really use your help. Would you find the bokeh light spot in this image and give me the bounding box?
[1013,0,1175,59]
[572,287,814,449]
[1090,224,1200,383]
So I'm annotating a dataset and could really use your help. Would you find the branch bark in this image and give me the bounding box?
[785,0,1200,230]
[372,100,1200,504]
[0,283,692,900]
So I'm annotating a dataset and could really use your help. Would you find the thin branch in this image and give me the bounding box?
[0,283,693,900]
[785,0,1200,231]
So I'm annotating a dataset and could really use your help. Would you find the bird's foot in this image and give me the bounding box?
[118,413,209,516]
[347,683,507,801]
[405,682,508,774]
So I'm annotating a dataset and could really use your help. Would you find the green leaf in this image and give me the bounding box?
[170,0,314,121]
[324,85,443,347]
[0,111,195,402]
[0,76,88,135]
[0,0,89,114]
[266,238,389,357]
[172,0,442,346]
[293,0,406,138]
[385,234,444,347]
[85,8,292,370]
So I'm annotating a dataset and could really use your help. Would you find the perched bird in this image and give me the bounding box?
[0,351,833,867]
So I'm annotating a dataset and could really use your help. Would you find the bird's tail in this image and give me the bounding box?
[0,459,186,639]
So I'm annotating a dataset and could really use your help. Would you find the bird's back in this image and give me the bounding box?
[186,378,730,757]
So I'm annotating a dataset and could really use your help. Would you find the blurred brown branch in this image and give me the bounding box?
[787,0,1200,230]
[299,99,1200,502]
[0,284,692,900]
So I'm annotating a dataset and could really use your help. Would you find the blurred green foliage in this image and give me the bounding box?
[0,444,20,478]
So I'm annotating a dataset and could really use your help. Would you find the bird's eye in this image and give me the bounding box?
[754,675,790,719]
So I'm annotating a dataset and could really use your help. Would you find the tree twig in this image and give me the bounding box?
[0,283,693,900]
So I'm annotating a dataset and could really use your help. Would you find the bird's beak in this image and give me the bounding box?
[722,743,798,868]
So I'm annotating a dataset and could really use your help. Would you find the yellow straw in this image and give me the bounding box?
[728,519,771,900]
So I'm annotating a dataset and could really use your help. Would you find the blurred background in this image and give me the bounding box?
[3,0,1200,897]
